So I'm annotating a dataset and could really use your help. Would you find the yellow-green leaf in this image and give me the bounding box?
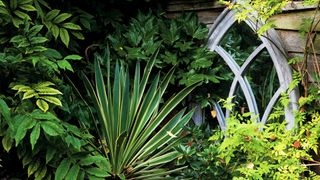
[71,31,84,40]
[59,28,69,47]
[30,123,40,150]
[0,0,5,7]
[45,9,60,21]
[2,133,13,152]
[53,13,71,24]
[51,24,59,39]
[35,87,63,95]
[62,22,81,30]
[28,159,40,177]
[36,99,49,112]
[13,10,31,20]
[22,90,37,100]
[42,96,62,106]
[19,4,37,11]
[34,81,55,88]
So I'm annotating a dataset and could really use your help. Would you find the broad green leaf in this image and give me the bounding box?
[59,28,70,47]
[36,99,49,112]
[2,133,13,152]
[30,46,47,52]
[10,0,17,9]
[28,159,40,177]
[71,31,84,40]
[12,84,32,92]
[65,135,81,150]
[41,121,64,136]
[28,25,43,37]
[30,110,59,121]
[57,59,73,72]
[0,98,11,122]
[63,22,82,30]
[43,48,62,59]
[12,17,23,27]
[34,81,55,88]
[22,90,37,100]
[65,164,80,180]
[86,167,110,178]
[35,87,63,95]
[46,9,60,21]
[51,24,59,39]
[53,13,71,24]
[13,10,31,20]
[63,54,82,61]
[30,37,48,44]
[19,4,37,11]
[19,0,33,5]
[0,0,4,6]
[79,155,106,166]
[55,159,71,180]
[30,123,40,150]
[10,35,27,43]
[15,116,36,146]
[0,7,10,15]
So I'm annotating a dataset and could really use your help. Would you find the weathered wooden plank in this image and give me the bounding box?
[282,1,317,11]
[166,0,224,12]
[276,30,320,54]
[271,10,320,31]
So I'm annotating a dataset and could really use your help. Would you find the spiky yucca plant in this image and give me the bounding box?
[82,48,198,179]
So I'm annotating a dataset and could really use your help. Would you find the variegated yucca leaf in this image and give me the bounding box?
[82,47,198,179]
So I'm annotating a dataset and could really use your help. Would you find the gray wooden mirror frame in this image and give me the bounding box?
[207,8,299,130]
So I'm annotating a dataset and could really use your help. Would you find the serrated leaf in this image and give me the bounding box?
[62,22,81,30]
[86,167,110,177]
[57,59,73,72]
[45,9,60,21]
[53,13,71,24]
[35,87,63,95]
[65,164,80,180]
[30,123,40,150]
[19,4,37,11]
[41,121,64,136]
[36,99,49,112]
[55,159,72,180]
[64,54,82,61]
[59,28,70,47]
[42,96,62,106]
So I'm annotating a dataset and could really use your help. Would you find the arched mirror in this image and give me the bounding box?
[208,8,298,130]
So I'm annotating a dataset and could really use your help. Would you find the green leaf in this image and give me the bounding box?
[28,25,43,37]
[63,54,82,61]
[22,90,37,100]
[51,24,59,39]
[28,159,40,177]
[35,166,47,180]
[36,99,49,112]
[30,123,40,150]
[0,98,11,122]
[13,10,31,20]
[2,133,13,152]
[53,13,71,24]
[35,87,63,95]
[10,35,27,43]
[43,48,62,59]
[46,9,60,21]
[34,81,55,88]
[57,59,73,72]
[65,135,81,150]
[55,158,72,180]
[19,4,37,11]
[0,0,4,7]
[46,148,56,163]
[86,167,110,178]
[15,116,36,146]
[62,22,82,30]
[65,164,80,180]
[59,28,70,47]
[71,31,84,40]
[41,121,64,136]
[30,37,48,44]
